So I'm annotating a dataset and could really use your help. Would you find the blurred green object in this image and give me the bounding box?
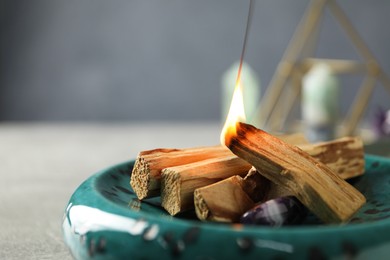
[302,63,339,142]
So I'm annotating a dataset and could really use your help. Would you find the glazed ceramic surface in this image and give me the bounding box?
[63,155,390,259]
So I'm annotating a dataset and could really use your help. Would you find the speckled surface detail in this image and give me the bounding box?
[62,155,390,259]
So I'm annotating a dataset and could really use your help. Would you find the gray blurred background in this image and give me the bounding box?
[0,0,389,122]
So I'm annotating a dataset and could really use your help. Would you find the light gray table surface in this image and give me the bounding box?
[1,122,389,259]
[0,122,221,259]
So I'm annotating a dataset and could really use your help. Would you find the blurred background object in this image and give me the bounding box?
[0,0,389,123]
[372,107,390,138]
[221,61,260,124]
[256,0,390,138]
[301,63,339,142]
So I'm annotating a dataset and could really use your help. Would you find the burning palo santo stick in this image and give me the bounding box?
[195,135,366,222]
[219,77,365,224]
[223,123,365,223]
[195,143,364,223]
[161,136,364,216]
[130,133,307,200]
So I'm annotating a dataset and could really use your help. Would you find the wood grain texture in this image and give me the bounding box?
[298,136,364,179]
[161,156,250,215]
[225,122,366,224]
[130,146,232,199]
[194,176,254,222]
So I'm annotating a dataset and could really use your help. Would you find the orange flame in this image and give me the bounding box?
[220,78,246,146]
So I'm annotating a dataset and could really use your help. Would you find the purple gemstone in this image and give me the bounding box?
[372,107,390,137]
[240,196,307,227]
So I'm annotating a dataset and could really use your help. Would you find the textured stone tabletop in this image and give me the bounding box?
[0,122,221,259]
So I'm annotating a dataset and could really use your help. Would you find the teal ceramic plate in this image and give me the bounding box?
[63,155,390,259]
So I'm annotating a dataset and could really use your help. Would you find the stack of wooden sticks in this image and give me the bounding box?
[130,127,365,224]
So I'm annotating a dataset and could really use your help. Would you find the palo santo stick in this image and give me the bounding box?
[131,133,307,199]
[264,137,364,199]
[194,176,254,222]
[275,132,309,146]
[162,136,364,216]
[298,137,364,179]
[161,155,250,216]
[130,146,232,199]
[224,122,366,224]
[194,137,365,222]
